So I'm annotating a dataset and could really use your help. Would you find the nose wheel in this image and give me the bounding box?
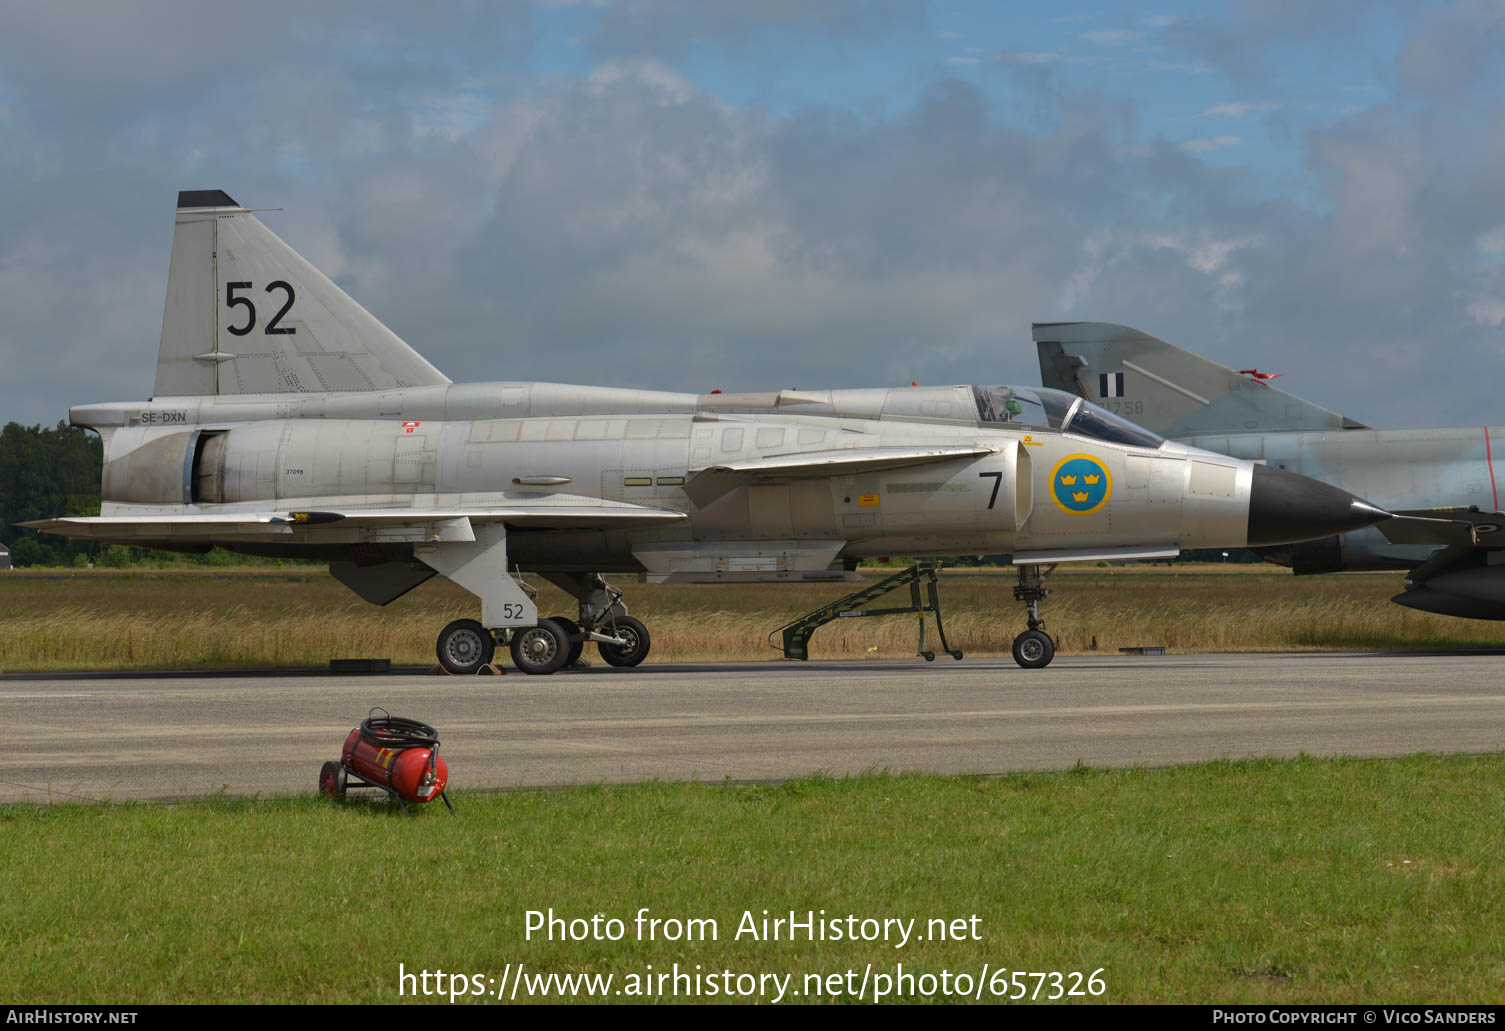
[1011,629,1054,669]
[1011,563,1057,669]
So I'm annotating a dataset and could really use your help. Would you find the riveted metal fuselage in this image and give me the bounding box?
[75,381,1258,577]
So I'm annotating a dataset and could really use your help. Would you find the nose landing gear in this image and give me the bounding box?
[1011,563,1056,669]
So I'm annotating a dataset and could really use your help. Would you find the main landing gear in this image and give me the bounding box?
[436,618,495,675]
[433,575,651,676]
[508,621,570,675]
[548,574,651,671]
[1011,563,1056,669]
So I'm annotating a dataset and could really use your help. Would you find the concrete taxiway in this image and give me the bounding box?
[2,652,1502,803]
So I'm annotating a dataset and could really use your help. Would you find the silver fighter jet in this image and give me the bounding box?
[1036,321,1505,621]
[23,193,1390,670]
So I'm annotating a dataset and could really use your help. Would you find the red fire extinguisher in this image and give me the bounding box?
[320,709,455,814]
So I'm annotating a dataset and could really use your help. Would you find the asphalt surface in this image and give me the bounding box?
[3,652,1503,803]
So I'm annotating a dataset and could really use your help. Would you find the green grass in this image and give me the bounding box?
[3,755,1503,1004]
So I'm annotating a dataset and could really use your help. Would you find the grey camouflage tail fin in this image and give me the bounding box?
[154,190,450,398]
[1033,321,1365,436]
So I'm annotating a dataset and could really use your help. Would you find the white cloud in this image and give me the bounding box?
[997,50,1103,66]
[995,49,1210,73]
[1181,135,1245,152]
[408,89,496,142]
[1476,226,1505,256]
[1137,232,1254,275]
[587,59,696,104]
[1400,0,1505,100]
[1467,299,1505,327]
[1082,29,1144,45]
[1056,230,1253,316]
[1202,101,1278,118]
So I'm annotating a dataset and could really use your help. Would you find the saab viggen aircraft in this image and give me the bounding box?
[1036,321,1504,620]
[23,193,1391,671]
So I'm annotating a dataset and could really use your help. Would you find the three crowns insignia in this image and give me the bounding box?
[1054,456,1109,513]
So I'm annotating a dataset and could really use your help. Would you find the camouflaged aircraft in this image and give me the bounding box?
[21,193,1392,671]
[1036,321,1505,621]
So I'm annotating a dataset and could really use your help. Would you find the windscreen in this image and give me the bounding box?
[1059,400,1165,448]
[974,386,1075,429]
[974,385,1164,448]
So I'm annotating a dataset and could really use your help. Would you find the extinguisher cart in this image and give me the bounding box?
[320,708,456,815]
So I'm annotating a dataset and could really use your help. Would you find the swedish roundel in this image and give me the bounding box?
[1049,453,1113,516]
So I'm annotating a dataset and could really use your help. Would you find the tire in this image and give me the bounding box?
[599,615,650,668]
[436,618,495,675]
[549,615,584,668]
[319,761,347,798]
[509,619,569,675]
[1011,629,1055,669]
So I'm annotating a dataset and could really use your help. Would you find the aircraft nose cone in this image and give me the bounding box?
[1246,463,1391,547]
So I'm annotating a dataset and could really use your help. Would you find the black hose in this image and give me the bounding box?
[359,706,440,755]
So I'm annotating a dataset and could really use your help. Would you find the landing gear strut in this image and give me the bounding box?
[542,574,652,670]
[1011,564,1056,669]
[597,614,651,667]
[430,570,651,676]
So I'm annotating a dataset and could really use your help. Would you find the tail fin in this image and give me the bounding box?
[1033,321,1365,436]
[153,190,450,397]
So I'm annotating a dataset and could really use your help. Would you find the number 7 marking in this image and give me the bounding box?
[978,471,1002,509]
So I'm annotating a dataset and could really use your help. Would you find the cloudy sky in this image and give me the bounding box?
[2,0,1503,429]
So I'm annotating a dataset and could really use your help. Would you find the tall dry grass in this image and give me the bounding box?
[1,567,1501,671]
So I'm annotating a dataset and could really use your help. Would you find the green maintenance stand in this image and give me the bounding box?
[771,561,964,662]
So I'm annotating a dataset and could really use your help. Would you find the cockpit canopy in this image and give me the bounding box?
[973,385,1164,449]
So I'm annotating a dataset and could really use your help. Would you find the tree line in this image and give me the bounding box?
[0,421,288,568]
[0,421,102,566]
